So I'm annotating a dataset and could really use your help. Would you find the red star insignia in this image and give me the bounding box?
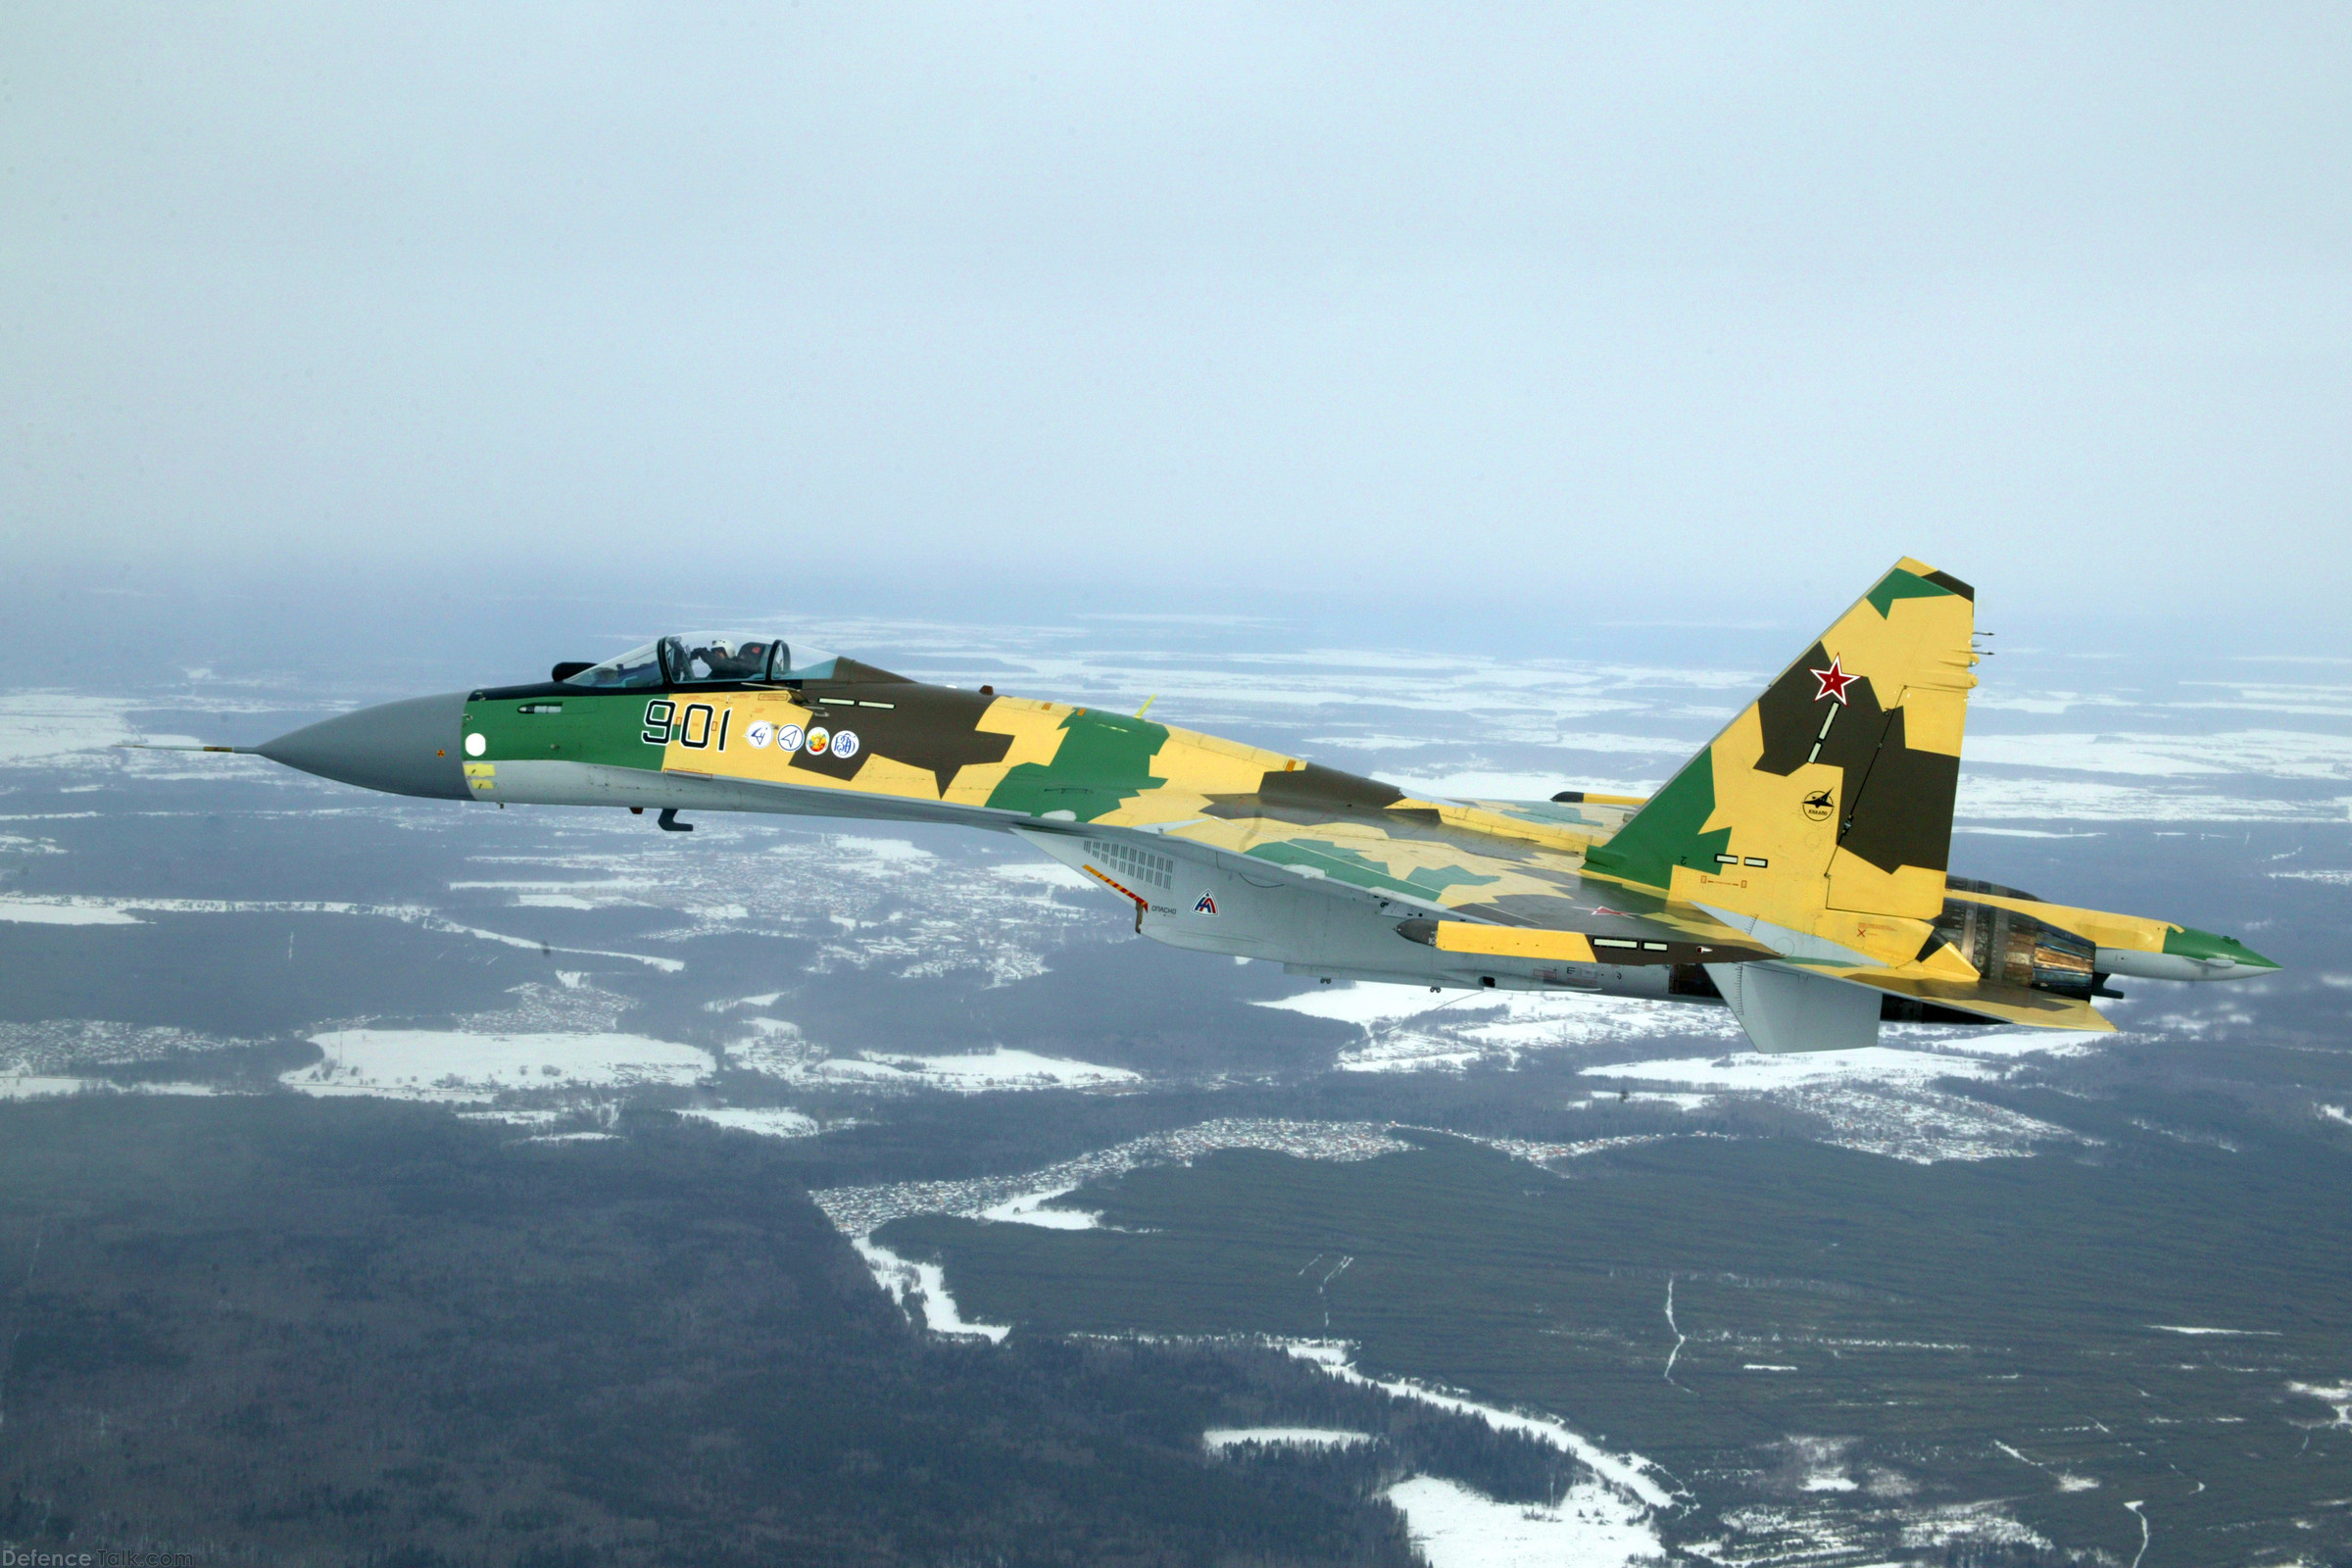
[1810,655,1857,706]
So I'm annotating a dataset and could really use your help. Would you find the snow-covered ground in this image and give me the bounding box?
[978,1186,1102,1229]
[723,1023,1144,1095]
[1259,985,1740,1076]
[1383,1475,1665,1568]
[1585,1046,2090,1163]
[0,694,193,768]
[678,1106,820,1139]
[287,1029,712,1101]
[1571,1090,1713,1111]
[1283,1340,1676,1511]
[0,897,145,925]
[1688,1495,2057,1566]
[443,822,1103,990]
[0,1020,278,1078]
[0,1075,217,1100]
[1392,768,1651,803]
[1963,728,2352,780]
[1279,1339,1671,1568]
[1592,1045,2006,1093]
[806,1048,1141,1092]
[2,640,2341,1563]
[1201,1427,1372,1452]
[2288,1380,2352,1430]
[853,1237,1009,1342]
[0,893,688,969]
[1257,982,2093,1163]
[990,860,1095,890]
[1956,775,2348,823]
[813,1118,1411,1238]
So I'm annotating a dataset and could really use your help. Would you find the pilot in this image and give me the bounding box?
[693,641,769,680]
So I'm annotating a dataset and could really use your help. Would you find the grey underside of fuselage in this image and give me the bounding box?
[479,759,1030,828]
[1005,829,1700,1001]
[478,760,1717,1002]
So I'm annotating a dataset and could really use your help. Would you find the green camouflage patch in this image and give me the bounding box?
[1864,567,1956,618]
[986,709,1170,822]
[1582,758,1729,892]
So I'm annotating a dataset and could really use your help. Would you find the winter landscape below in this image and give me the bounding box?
[3,606,2349,1567]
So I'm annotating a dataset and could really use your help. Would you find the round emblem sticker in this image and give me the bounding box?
[806,726,830,756]
[777,724,804,754]
[745,719,775,750]
[831,729,860,760]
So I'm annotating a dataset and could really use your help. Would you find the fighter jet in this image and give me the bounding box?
[207,559,2278,1053]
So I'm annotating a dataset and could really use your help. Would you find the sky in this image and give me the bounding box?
[4,4,2349,641]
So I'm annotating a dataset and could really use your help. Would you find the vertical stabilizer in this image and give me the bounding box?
[1585,559,1977,969]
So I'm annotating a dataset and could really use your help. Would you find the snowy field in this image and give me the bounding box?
[287,1029,714,1101]
[1276,1340,1674,1568]
[811,1118,1413,1238]
[3,619,2346,1567]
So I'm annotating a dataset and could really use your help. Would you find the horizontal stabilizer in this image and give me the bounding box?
[1704,962,1882,1054]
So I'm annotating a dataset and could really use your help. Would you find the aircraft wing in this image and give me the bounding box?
[1125,766,1767,957]
[1118,769,2111,1035]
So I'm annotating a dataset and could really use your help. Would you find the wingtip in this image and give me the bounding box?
[1890,557,1975,600]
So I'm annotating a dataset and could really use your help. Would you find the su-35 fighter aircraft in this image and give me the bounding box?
[208,560,2277,1053]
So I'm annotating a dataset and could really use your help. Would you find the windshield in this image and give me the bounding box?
[662,633,784,684]
[563,634,834,687]
[775,645,838,681]
[563,642,666,689]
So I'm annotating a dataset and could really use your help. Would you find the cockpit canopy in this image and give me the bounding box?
[562,633,839,689]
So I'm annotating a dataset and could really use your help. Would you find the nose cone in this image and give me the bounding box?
[2164,924,2282,979]
[258,692,470,800]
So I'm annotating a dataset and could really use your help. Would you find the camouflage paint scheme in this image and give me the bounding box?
[436,559,2276,1048]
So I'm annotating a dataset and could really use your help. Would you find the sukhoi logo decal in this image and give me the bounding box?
[1194,894,1217,915]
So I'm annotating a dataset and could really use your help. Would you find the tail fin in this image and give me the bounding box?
[1585,558,1977,960]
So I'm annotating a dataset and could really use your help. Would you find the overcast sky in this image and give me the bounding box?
[5,5,2348,634]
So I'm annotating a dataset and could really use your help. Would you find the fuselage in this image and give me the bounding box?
[245,637,2278,1033]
